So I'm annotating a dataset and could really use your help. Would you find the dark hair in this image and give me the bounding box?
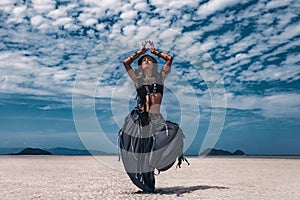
[136,55,160,82]
[137,54,157,66]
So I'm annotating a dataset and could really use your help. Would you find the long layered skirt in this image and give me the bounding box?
[118,108,186,192]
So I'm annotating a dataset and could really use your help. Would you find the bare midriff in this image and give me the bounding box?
[139,93,162,113]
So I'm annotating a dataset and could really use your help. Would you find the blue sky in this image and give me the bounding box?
[0,0,300,155]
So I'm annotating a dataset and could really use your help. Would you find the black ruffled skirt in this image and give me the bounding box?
[118,108,187,192]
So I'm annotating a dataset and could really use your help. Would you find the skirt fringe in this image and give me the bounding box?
[118,108,187,192]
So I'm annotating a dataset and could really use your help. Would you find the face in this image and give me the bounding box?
[141,56,154,70]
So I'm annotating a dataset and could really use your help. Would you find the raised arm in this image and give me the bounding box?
[123,41,147,85]
[149,41,173,82]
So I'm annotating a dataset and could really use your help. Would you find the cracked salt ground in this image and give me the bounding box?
[0,156,299,199]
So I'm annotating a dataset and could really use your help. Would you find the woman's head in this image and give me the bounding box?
[138,54,157,66]
[136,54,158,78]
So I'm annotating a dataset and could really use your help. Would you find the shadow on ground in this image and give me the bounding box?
[133,185,229,196]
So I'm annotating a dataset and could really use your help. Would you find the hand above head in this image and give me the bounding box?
[139,40,148,54]
[148,40,155,53]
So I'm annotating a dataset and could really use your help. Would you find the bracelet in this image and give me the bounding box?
[128,51,139,62]
[132,51,138,57]
[153,49,162,57]
[157,50,162,57]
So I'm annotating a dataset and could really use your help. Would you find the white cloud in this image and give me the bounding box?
[265,0,295,9]
[0,0,15,13]
[283,53,300,65]
[229,34,258,55]
[7,5,27,23]
[169,0,199,9]
[238,62,299,83]
[261,37,300,61]
[195,0,300,86]
[12,5,26,16]
[196,0,240,19]
[201,36,217,52]
[276,12,297,29]
[32,0,55,14]
[227,93,300,118]
[120,10,137,20]
[133,2,148,11]
[0,0,299,116]
[30,15,44,27]
[52,17,73,26]
[277,22,300,41]
[122,25,136,36]
[47,9,66,19]
[84,18,98,26]
[0,0,13,6]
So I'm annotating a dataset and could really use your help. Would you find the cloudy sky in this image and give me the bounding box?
[0,0,299,155]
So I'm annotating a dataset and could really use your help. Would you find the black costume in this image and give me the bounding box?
[118,75,188,192]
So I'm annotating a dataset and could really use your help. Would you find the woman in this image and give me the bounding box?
[118,40,189,193]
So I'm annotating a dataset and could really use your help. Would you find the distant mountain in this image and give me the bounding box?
[46,147,108,155]
[200,148,245,156]
[233,150,245,155]
[12,148,52,155]
[0,147,112,156]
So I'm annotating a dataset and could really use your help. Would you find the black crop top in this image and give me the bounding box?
[135,76,164,110]
[136,83,164,109]
[136,83,164,97]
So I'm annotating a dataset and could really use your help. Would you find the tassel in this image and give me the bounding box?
[176,155,190,168]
